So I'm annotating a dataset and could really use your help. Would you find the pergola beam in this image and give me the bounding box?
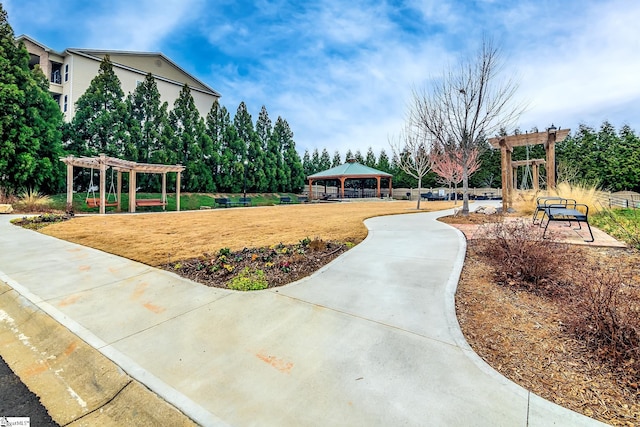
[60,154,185,214]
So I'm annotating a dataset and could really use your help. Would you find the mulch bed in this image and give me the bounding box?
[162,239,349,289]
[444,214,640,426]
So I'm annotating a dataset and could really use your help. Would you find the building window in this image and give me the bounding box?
[64,64,69,82]
[63,95,68,112]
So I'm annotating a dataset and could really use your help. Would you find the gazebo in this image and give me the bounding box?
[60,154,185,214]
[307,159,393,200]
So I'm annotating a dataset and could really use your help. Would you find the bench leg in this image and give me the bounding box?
[583,220,594,242]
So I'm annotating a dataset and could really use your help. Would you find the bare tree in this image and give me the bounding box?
[389,124,433,209]
[410,38,524,214]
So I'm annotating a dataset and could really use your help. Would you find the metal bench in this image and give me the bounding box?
[541,201,594,242]
[214,198,233,208]
[533,197,575,225]
[279,196,292,204]
[238,197,251,207]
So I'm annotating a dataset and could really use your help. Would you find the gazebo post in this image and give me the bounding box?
[376,177,381,198]
[388,179,393,199]
[339,177,346,198]
[308,179,313,201]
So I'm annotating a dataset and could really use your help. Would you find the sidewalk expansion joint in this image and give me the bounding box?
[99,292,235,348]
[272,291,460,350]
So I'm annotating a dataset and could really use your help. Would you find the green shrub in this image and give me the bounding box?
[228,267,268,291]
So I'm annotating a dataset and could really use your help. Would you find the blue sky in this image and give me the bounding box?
[6,0,640,156]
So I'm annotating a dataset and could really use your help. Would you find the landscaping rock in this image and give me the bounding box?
[0,204,13,214]
[474,205,497,215]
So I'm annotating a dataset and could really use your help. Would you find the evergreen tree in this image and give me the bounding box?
[311,148,321,174]
[376,149,391,172]
[274,117,304,192]
[319,148,331,171]
[216,104,244,192]
[365,147,377,168]
[0,5,65,194]
[345,149,354,161]
[302,149,312,177]
[354,149,364,164]
[331,150,342,167]
[127,73,172,191]
[256,106,280,191]
[68,55,132,158]
[234,102,266,192]
[169,84,213,192]
[610,125,640,192]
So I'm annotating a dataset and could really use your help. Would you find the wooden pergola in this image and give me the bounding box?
[307,159,393,200]
[488,126,570,209]
[60,154,185,214]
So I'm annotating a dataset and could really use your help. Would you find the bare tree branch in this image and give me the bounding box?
[409,37,526,214]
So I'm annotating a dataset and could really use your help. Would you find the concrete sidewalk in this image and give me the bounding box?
[0,209,607,426]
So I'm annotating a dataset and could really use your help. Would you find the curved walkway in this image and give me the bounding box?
[0,208,607,426]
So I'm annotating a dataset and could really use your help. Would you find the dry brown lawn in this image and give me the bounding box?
[42,201,454,266]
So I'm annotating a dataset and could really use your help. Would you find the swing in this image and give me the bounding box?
[520,144,533,190]
[85,167,118,208]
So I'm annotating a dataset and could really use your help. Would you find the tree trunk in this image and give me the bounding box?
[416,177,422,210]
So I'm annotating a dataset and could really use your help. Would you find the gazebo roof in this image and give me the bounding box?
[308,160,392,180]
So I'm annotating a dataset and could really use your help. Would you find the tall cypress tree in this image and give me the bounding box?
[331,150,342,167]
[169,84,213,192]
[69,55,132,158]
[274,117,304,192]
[234,102,266,192]
[257,106,282,192]
[365,147,377,168]
[0,5,65,194]
[302,149,312,177]
[216,104,244,192]
[319,148,331,171]
[127,72,172,191]
[377,149,391,173]
[310,148,320,174]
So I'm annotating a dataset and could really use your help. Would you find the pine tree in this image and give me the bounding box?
[331,150,342,167]
[69,55,132,158]
[319,148,331,171]
[169,84,213,192]
[377,149,391,172]
[365,147,377,168]
[354,149,364,164]
[0,6,65,194]
[127,73,173,191]
[345,149,354,161]
[234,102,266,192]
[256,106,280,191]
[302,149,312,177]
[311,148,320,174]
[216,104,244,192]
[274,117,304,192]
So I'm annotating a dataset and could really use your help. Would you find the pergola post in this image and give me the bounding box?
[546,127,557,189]
[532,163,540,192]
[176,172,181,211]
[99,154,107,215]
[499,140,511,209]
[162,172,167,211]
[66,161,73,209]
[116,171,122,212]
[129,170,137,213]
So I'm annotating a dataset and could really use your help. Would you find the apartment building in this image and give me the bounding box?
[18,35,221,121]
